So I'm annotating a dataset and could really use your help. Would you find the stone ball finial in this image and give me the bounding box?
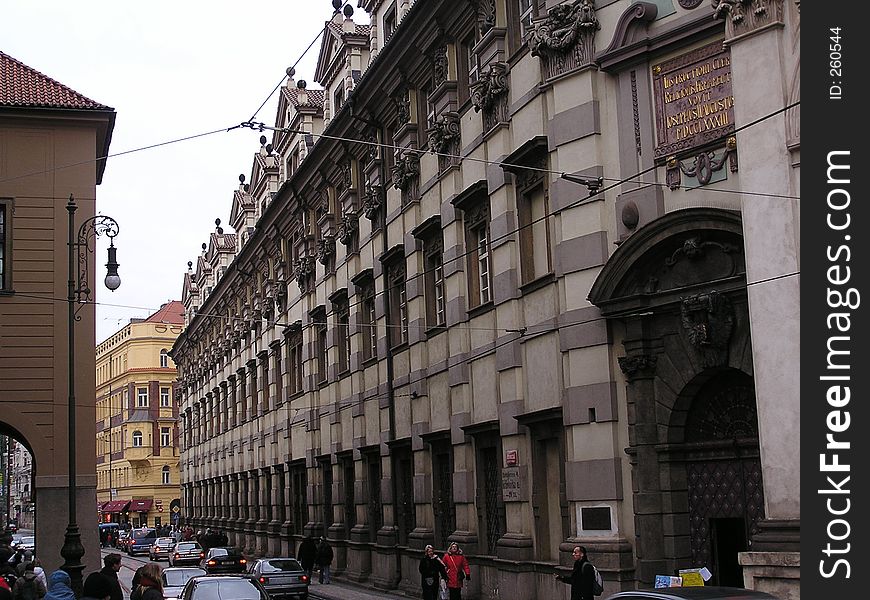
[215,218,222,228]
[201,243,207,251]
[187,261,193,270]
[239,173,246,183]
[343,3,354,17]
[260,135,267,145]
[286,66,296,78]
[332,0,342,11]
[297,80,307,89]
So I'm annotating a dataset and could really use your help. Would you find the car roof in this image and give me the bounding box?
[606,587,780,600]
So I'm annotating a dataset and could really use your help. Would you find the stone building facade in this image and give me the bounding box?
[172,2,800,598]
[95,301,184,529]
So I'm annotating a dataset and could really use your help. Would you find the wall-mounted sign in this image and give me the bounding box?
[502,466,522,501]
[505,449,518,466]
[653,41,735,158]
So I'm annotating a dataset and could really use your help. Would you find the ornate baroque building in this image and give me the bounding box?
[172,2,800,599]
[95,302,184,528]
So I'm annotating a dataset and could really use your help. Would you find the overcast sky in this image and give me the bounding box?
[4,1,365,342]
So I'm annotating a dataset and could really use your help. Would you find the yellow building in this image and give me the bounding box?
[96,301,184,529]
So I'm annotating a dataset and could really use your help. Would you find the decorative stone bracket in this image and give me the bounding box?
[362,182,385,220]
[529,0,601,60]
[391,150,421,191]
[680,290,734,368]
[337,213,359,246]
[713,0,785,41]
[426,112,461,155]
[316,235,336,266]
[666,137,738,190]
[471,62,509,113]
[293,255,314,291]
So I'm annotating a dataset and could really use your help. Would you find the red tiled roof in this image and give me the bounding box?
[145,300,185,325]
[0,51,112,110]
[280,86,325,109]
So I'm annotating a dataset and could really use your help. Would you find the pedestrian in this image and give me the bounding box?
[297,536,317,581]
[14,553,33,577]
[42,571,74,600]
[11,563,45,600]
[99,554,123,600]
[81,573,113,600]
[442,542,470,600]
[315,537,333,584]
[129,563,162,600]
[418,545,447,600]
[555,546,595,600]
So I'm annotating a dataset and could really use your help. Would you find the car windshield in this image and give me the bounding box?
[210,548,229,557]
[163,568,206,587]
[261,559,302,573]
[193,579,261,599]
[177,543,201,551]
[133,529,155,539]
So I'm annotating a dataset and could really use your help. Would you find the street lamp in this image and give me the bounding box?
[61,194,120,596]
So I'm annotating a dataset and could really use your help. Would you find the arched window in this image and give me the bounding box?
[162,465,170,485]
[132,430,143,447]
[160,349,169,368]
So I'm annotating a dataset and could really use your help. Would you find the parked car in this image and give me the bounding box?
[179,574,269,600]
[16,535,35,552]
[162,567,206,600]
[200,547,248,574]
[170,541,206,567]
[128,528,158,556]
[150,536,177,561]
[248,557,309,600]
[605,587,782,600]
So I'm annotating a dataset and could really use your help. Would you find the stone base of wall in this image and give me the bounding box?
[739,551,800,600]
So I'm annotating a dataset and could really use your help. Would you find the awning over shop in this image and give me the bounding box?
[98,500,109,511]
[102,500,130,513]
[129,499,153,512]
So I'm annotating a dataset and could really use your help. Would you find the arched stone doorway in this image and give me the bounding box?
[589,208,765,586]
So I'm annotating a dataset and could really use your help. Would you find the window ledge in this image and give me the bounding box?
[467,301,495,319]
[520,273,556,295]
[361,356,379,369]
[390,342,409,354]
[425,325,447,339]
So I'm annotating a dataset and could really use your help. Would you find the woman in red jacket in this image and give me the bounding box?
[442,542,470,600]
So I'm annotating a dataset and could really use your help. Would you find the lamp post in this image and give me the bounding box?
[62,194,120,596]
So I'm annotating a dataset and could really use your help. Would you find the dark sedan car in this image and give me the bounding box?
[180,574,269,600]
[605,587,781,600]
[248,557,309,600]
[170,541,206,567]
[201,546,248,574]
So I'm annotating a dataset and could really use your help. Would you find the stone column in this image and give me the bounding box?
[268,465,283,556]
[245,471,258,555]
[256,467,270,556]
[235,473,248,547]
[280,464,293,556]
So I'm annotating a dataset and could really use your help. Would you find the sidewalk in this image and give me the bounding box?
[307,579,409,600]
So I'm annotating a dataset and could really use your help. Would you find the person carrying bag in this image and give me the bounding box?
[442,542,470,600]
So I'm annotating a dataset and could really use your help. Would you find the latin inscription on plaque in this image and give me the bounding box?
[653,41,735,158]
[502,466,526,502]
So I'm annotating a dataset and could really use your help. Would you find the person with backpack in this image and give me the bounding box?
[555,546,602,600]
[11,564,45,600]
[315,537,334,584]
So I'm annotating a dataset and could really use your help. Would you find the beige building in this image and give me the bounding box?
[1,50,115,575]
[96,301,184,529]
[172,2,799,599]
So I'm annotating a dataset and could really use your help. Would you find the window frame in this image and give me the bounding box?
[160,427,171,447]
[160,349,169,368]
[162,465,171,485]
[0,199,12,292]
[517,179,553,285]
[383,3,398,46]
[335,295,351,375]
[313,309,328,385]
[286,326,304,396]
[386,256,408,348]
[132,430,143,448]
[160,387,171,408]
[136,387,149,408]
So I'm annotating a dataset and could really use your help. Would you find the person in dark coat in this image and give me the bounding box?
[555,546,595,600]
[418,545,447,600]
[315,537,334,584]
[98,554,123,600]
[297,537,318,581]
[81,572,113,600]
[129,564,162,600]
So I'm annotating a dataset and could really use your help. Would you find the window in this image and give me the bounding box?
[160,349,169,368]
[414,217,446,329]
[385,253,408,347]
[160,387,171,408]
[333,86,344,114]
[286,327,303,396]
[416,83,431,149]
[137,388,149,408]
[468,219,492,307]
[354,274,378,363]
[458,31,477,105]
[508,0,546,53]
[289,462,308,535]
[162,466,170,485]
[160,427,171,447]
[383,4,397,45]
[313,309,328,384]
[0,200,11,291]
[132,431,143,448]
[335,295,350,374]
[518,182,552,284]
[366,453,383,539]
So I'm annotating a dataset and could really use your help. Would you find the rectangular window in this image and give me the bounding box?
[518,183,552,284]
[425,242,446,327]
[387,259,408,347]
[160,387,171,408]
[290,462,308,535]
[471,222,492,306]
[0,200,10,291]
[458,31,477,105]
[287,329,303,395]
[417,84,431,149]
[366,454,383,539]
[162,468,170,485]
[509,0,545,53]
[383,4,397,44]
[356,279,378,362]
[336,298,350,374]
[160,427,171,447]
[314,310,328,384]
[334,86,344,113]
[137,388,149,408]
